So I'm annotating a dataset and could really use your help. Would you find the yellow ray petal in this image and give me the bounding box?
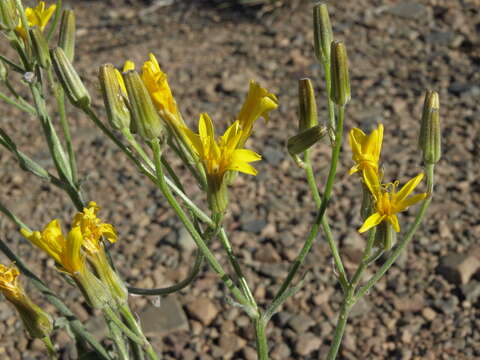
[395,173,424,203]
[387,214,400,233]
[359,212,385,233]
[394,193,427,213]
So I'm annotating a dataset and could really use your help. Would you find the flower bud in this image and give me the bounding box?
[313,3,333,64]
[330,41,351,106]
[288,125,327,156]
[51,47,91,108]
[298,78,318,132]
[0,0,18,31]
[123,70,165,141]
[418,90,441,164]
[99,64,131,131]
[374,222,396,251]
[58,10,76,62]
[29,27,51,69]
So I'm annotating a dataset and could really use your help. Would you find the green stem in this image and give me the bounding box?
[254,317,269,360]
[0,89,36,114]
[304,149,348,291]
[48,67,78,185]
[218,228,257,308]
[355,163,435,300]
[103,307,145,345]
[149,138,251,309]
[119,305,159,360]
[0,54,24,73]
[273,104,345,302]
[326,297,351,360]
[41,336,57,360]
[128,249,204,295]
[106,319,130,360]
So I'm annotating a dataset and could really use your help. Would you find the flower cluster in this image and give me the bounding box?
[349,125,427,234]
[21,202,125,308]
[99,53,278,213]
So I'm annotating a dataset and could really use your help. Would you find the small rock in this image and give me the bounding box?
[139,296,189,337]
[254,243,281,263]
[349,297,371,318]
[437,252,480,284]
[177,227,196,252]
[393,293,425,312]
[263,146,284,166]
[288,313,316,333]
[185,297,219,326]
[271,343,291,359]
[434,296,458,315]
[295,332,322,356]
[242,219,267,234]
[421,307,437,321]
[219,333,247,356]
[460,280,480,303]
[386,2,427,19]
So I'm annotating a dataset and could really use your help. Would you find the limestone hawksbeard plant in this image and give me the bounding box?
[0,1,440,359]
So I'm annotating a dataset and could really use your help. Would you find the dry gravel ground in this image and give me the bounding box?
[0,0,479,359]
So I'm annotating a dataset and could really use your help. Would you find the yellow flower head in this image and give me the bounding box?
[15,1,56,39]
[21,221,85,275]
[237,80,278,147]
[182,113,261,185]
[349,124,383,175]
[72,202,117,255]
[359,168,427,233]
[0,263,22,300]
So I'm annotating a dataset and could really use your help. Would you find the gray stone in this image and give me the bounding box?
[434,296,459,315]
[437,252,480,285]
[386,2,427,19]
[139,296,189,337]
[177,227,197,252]
[295,332,322,356]
[288,313,315,333]
[263,146,284,166]
[242,219,267,234]
[461,280,480,303]
[349,297,371,318]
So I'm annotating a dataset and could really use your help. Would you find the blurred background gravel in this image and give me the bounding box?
[0,0,479,359]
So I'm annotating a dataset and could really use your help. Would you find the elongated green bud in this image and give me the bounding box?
[419,90,441,164]
[313,3,333,64]
[330,41,351,106]
[0,0,18,31]
[123,70,164,141]
[374,222,396,251]
[29,28,51,69]
[298,78,318,132]
[99,64,131,131]
[51,47,91,108]
[288,125,327,156]
[58,10,76,62]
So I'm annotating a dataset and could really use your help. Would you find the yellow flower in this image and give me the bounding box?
[349,124,383,175]
[359,168,427,233]
[72,201,117,255]
[182,113,261,185]
[0,263,21,300]
[21,221,85,275]
[15,1,56,39]
[237,80,278,147]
